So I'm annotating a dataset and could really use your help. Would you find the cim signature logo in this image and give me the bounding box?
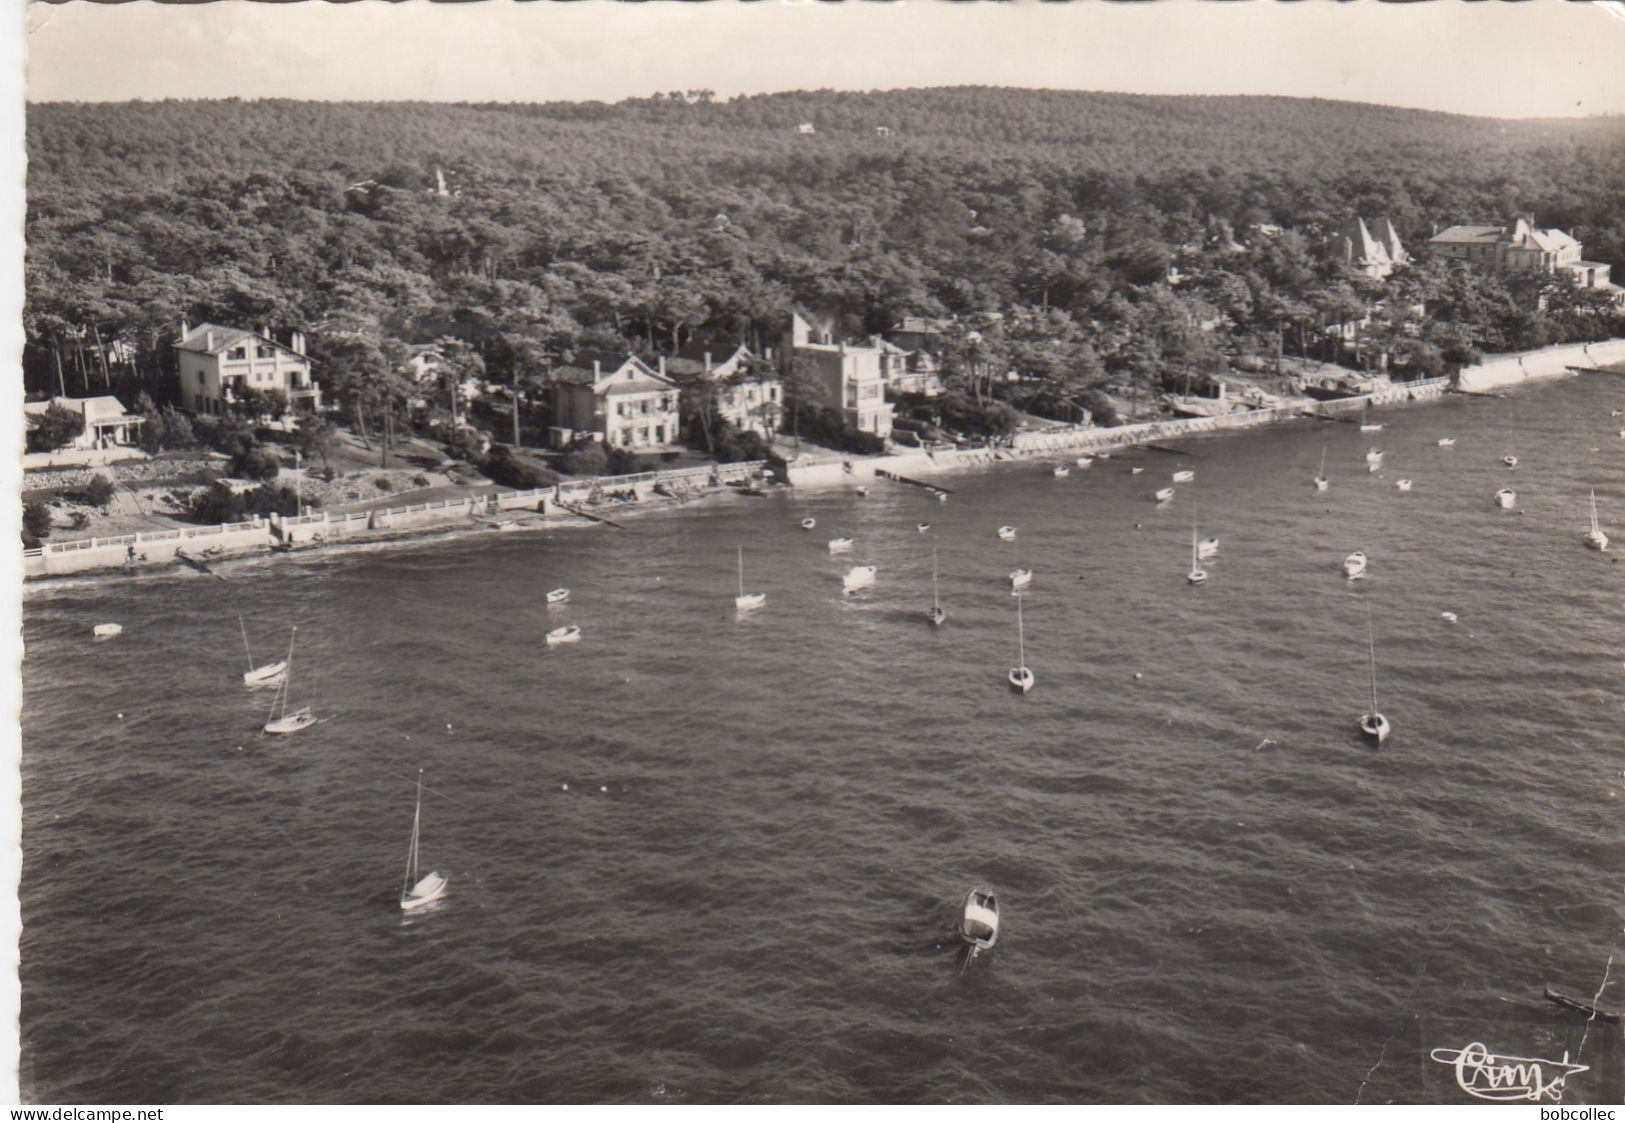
[1429,1041,1589,1103]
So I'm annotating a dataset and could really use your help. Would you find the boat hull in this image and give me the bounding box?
[243,661,288,687]
[264,707,316,735]
[1008,668,1034,693]
[1584,531,1608,551]
[1360,713,1391,744]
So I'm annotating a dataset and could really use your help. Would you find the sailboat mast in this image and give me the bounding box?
[1016,593,1026,665]
[1367,609,1379,713]
[932,546,940,610]
[1591,489,1600,533]
[737,546,744,598]
[239,615,254,672]
[403,770,423,897]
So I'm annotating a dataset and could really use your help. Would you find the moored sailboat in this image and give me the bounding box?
[828,537,853,554]
[734,546,765,610]
[1154,487,1175,503]
[1187,502,1207,585]
[1314,447,1329,492]
[240,615,287,687]
[263,627,317,734]
[1584,489,1608,551]
[1495,488,1516,510]
[958,887,999,957]
[843,565,878,593]
[1343,551,1367,580]
[1008,593,1034,693]
[1359,608,1391,745]
[399,769,448,912]
[927,546,946,627]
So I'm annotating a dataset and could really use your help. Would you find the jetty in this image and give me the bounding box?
[875,468,953,493]
[556,503,625,530]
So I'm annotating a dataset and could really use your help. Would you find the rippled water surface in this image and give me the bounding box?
[20,377,1625,1103]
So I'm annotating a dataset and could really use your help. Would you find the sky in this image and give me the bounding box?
[20,0,1625,120]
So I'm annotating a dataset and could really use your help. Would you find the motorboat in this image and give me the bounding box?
[1076,456,1094,468]
[1173,469,1195,483]
[1197,537,1219,559]
[1437,437,1455,447]
[734,547,765,611]
[399,769,448,912]
[997,526,1017,542]
[93,623,122,640]
[1365,448,1383,474]
[1343,551,1367,579]
[1584,489,1608,551]
[1009,568,1033,590]
[546,625,583,645]
[800,516,817,530]
[1396,479,1412,492]
[917,523,931,533]
[1052,465,1070,478]
[1154,487,1175,503]
[855,486,869,497]
[1131,467,1144,475]
[1441,611,1458,624]
[958,887,1000,953]
[545,587,570,605]
[1495,488,1516,510]
[1502,456,1518,468]
[828,537,853,554]
[843,565,878,593]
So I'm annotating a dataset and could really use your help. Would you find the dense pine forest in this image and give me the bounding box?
[23,88,1625,432]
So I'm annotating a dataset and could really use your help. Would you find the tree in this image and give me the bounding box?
[81,474,116,507]
[189,481,246,524]
[231,444,281,481]
[22,500,51,545]
[294,414,337,470]
[27,402,85,452]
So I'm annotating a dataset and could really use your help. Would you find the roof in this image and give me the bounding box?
[675,340,752,365]
[1429,222,1580,253]
[891,316,953,335]
[23,395,136,424]
[551,352,676,392]
[176,322,310,361]
[1428,224,1505,245]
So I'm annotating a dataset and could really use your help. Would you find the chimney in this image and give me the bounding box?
[704,351,712,374]
[291,331,306,356]
[205,331,215,351]
[593,360,602,379]
[180,319,189,342]
[261,326,271,339]
[658,356,666,376]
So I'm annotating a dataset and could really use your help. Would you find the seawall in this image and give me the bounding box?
[1456,338,1625,392]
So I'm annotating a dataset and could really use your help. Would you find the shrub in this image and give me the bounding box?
[22,500,51,544]
[189,481,246,524]
[375,477,393,492]
[81,475,116,507]
[605,446,642,476]
[245,484,315,518]
[482,445,559,489]
[411,474,431,488]
[442,427,488,462]
[69,512,89,530]
[230,443,281,481]
[561,441,608,477]
[26,403,86,453]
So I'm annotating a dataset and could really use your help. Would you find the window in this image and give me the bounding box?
[196,371,204,384]
[257,344,275,358]
[228,346,246,360]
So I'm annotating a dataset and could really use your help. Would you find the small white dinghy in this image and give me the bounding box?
[917,523,931,533]
[1052,465,1070,478]
[1076,456,1094,468]
[1584,489,1608,551]
[1437,437,1456,447]
[93,623,122,640]
[1197,537,1219,559]
[1131,466,1144,475]
[1396,479,1413,492]
[1495,488,1517,510]
[399,769,448,912]
[1344,551,1368,580]
[959,887,1000,956]
[1502,456,1518,468]
[800,516,817,530]
[1154,487,1175,503]
[1009,568,1033,590]
[734,547,765,611]
[843,565,877,593]
[828,537,853,554]
[855,486,869,497]
[1173,469,1195,483]
[262,627,318,734]
[1366,448,1383,473]
[545,588,570,605]
[997,526,1017,542]
[546,625,582,646]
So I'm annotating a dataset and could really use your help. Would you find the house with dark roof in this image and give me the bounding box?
[1426,218,1619,300]
[174,321,321,418]
[1323,217,1408,280]
[547,352,682,450]
[665,342,782,437]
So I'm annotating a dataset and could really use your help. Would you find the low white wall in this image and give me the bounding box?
[1457,339,1625,391]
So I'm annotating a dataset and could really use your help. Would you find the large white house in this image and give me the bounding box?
[1426,217,1618,296]
[174,321,322,418]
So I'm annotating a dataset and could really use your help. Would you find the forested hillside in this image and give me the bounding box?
[23,88,1625,422]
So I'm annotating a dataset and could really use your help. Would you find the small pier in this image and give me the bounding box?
[556,503,625,530]
[875,468,952,494]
